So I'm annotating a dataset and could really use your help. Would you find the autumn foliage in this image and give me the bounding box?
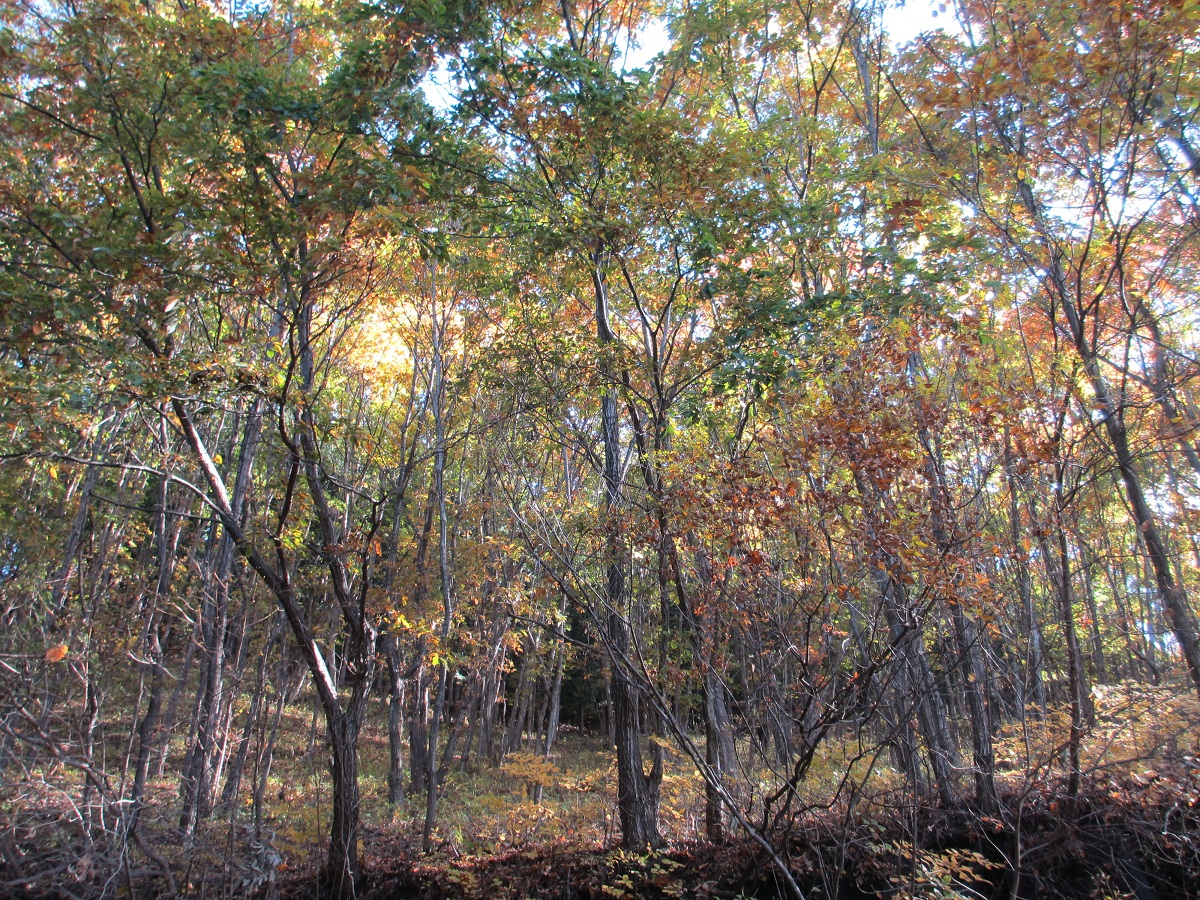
[2,0,1200,898]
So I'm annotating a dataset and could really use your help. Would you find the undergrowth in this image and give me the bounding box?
[2,681,1198,898]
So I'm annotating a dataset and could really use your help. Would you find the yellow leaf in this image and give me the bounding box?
[213,453,223,465]
[44,645,69,663]
[48,465,58,480]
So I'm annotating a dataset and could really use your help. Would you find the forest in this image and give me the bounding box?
[1,0,1199,897]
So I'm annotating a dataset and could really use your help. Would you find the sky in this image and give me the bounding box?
[881,0,956,49]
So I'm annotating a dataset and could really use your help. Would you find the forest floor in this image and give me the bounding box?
[3,682,1199,898]
[283,681,1200,899]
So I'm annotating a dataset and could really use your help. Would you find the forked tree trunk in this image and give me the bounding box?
[173,382,375,897]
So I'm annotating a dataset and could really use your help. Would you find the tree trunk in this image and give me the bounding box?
[593,256,663,850]
[878,570,962,809]
[1052,512,1086,810]
[410,671,430,795]
[422,661,448,851]
[154,621,197,779]
[505,639,534,755]
[384,634,407,804]
[950,606,997,814]
[703,670,736,841]
[1018,181,1200,699]
[326,707,362,897]
[610,604,663,849]
[220,616,279,812]
[182,401,263,834]
[423,278,455,852]
[532,607,566,804]
[126,627,166,840]
[1004,431,1047,714]
[48,462,100,619]
[917,414,997,814]
[1104,414,1200,696]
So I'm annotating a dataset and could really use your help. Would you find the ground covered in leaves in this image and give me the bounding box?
[276,682,1200,900]
[270,754,1200,900]
[4,684,1199,898]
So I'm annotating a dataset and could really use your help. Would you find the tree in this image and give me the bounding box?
[0,0,475,890]
[902,0,1200,698]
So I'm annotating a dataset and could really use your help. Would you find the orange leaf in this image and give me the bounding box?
[44,645,69,663]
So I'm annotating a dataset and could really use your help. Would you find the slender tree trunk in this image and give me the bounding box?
[182,402,263,833]
[424,278,455,852]
[532,603,566,804]
[127,467,184,837]
[1076,546,1109,684]
[80,673,101,848]
[127,626,166,840]
[221,616,279,812]
[1107,430,1200,696]
[1004,431,1047,714]
[1052,510,1086,809]
[857,465,960,808]
[423,662,448,850]
[384,634,407,804]
[154,621,196,779]
[681,538,737,841]
[593,258,663,849]
[878,570,961,808]
[505,640,534,755]
[1022,190,1200,699]
[253,671,287,836]
[49,462,100,619]
[950,607,997,814]
[917,413,997,814]
[410,671,430,795]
